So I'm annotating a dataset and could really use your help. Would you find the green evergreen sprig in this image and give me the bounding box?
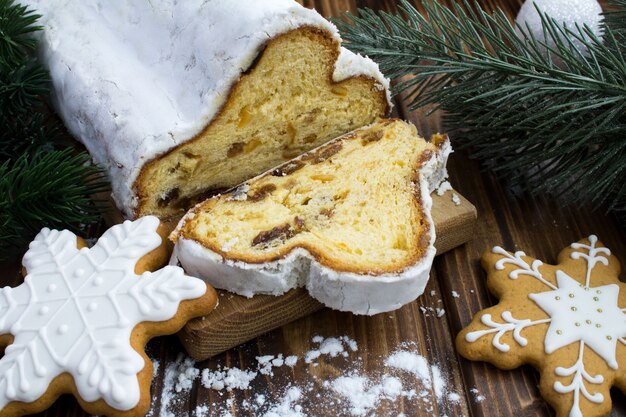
[0,150,109,259]
[336,0,626,222]
[1,0,109,260]
[0,0,41,67]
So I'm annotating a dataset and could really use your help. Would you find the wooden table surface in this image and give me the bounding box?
[1,1,624,416]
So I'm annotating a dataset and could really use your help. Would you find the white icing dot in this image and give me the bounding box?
[93,276,104,286]
[87,302,98,312]
[74,268,85,278]
[57,324,69,335]
[47,284,57,293]
[39,306,49,316]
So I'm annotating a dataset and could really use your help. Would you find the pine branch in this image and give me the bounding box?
[604,0,626,36]
[0,0,41,68]
[0,112,60,161]
[0,150,109,261]
[0,58,49,116]
[336,0,626,221]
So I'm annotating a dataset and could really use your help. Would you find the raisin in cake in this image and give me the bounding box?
[170,120,450,315]
[24,0,391,219]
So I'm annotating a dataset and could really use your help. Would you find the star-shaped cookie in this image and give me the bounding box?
[0,216,217,417]
[457,236,626,417]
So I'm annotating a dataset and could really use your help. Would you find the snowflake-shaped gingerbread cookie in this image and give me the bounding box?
[457,236,625,417]
[0,216,217,417]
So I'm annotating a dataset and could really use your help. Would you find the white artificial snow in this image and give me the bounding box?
[451,291,460,298]
[436,308,446,318]
[451,193,461,206]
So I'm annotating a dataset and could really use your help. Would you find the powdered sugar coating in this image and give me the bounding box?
[23,0,391,217]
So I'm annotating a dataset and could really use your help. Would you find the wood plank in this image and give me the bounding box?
[2,1,622,416]
[179,189,477,361]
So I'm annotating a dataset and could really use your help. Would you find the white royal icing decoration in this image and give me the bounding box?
[465,311,551,352]
[0,216,207,411]
[529,271,626,369]
[466,236,626,417]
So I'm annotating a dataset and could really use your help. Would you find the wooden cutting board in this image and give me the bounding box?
[178,189,476,360]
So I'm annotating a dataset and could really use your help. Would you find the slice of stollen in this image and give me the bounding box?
[170,119,451,315]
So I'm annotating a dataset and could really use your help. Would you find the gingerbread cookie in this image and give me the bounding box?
[457,235,625,417]
[0,216,217,417]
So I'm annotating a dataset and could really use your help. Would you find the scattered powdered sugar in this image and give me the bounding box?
[319,337,344,357]
[175,359,200,392]
[304,350,321,364]
[285,355,298,367]
[152,359,160,377]
[386,351,432,387]
[194,404,209,417]
[201,366,257,391]
[305,335,357,363]
[149,354,196,417]
[471,387,486,402]
[330,375,383,415]
[448,392,461,402]
[262,386,304,417]
[431,364,446,401]
[152,337,464,416]
[436,180,453,196]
